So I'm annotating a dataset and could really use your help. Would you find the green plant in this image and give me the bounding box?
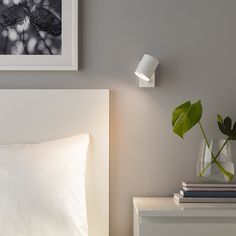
[172,100,236,182]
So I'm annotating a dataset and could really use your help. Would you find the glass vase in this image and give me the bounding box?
[197,139,234,182]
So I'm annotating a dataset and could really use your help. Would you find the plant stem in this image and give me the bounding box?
[199,139,230,174]
[198,123,233,181]
[199,122,215,161]
[200,138,228,169]
[215,138,230,159]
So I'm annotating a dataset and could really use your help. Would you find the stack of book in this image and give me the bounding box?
[174,182,236,203]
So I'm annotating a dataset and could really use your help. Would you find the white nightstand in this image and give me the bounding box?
[133,197,236,236]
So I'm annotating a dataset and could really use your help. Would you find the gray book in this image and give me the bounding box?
[182,182,236,188]
[183,186,236,192]
[174,193,236,203]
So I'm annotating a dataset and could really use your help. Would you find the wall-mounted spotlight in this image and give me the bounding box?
[135,54,159,87]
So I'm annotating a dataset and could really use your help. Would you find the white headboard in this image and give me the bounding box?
[0,89,109,236]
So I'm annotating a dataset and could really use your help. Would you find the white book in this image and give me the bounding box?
[173,193,236,203]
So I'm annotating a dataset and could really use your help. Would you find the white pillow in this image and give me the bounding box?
[0,134,89,236]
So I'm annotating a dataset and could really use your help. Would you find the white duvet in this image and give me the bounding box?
[0,134,89,236]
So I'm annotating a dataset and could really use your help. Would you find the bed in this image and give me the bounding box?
[0,89,109,236]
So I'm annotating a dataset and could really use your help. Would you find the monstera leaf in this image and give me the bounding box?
[217,114,236,140]
[172,100,203,138]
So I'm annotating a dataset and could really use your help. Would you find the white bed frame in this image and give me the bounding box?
[0,89,109,236]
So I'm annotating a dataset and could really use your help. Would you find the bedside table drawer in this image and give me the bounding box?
[136,216,236,236]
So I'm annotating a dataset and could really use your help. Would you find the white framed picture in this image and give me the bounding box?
[0,0,78,70]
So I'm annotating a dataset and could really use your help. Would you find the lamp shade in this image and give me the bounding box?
[135,54,159,82]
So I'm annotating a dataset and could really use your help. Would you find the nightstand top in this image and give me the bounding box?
[133,197,236,217]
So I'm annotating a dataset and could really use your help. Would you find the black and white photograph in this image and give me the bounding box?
[0,0,61,55]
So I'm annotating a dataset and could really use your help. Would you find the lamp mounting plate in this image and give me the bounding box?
[139,74,155,88]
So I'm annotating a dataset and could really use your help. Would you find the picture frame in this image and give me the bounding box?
[0,0,78,71]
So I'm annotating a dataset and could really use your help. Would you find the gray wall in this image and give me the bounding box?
[1,0,236,235]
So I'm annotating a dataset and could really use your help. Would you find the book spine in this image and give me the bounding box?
[180,190,236,198]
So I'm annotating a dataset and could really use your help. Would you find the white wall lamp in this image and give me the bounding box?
[135,54,159,88]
